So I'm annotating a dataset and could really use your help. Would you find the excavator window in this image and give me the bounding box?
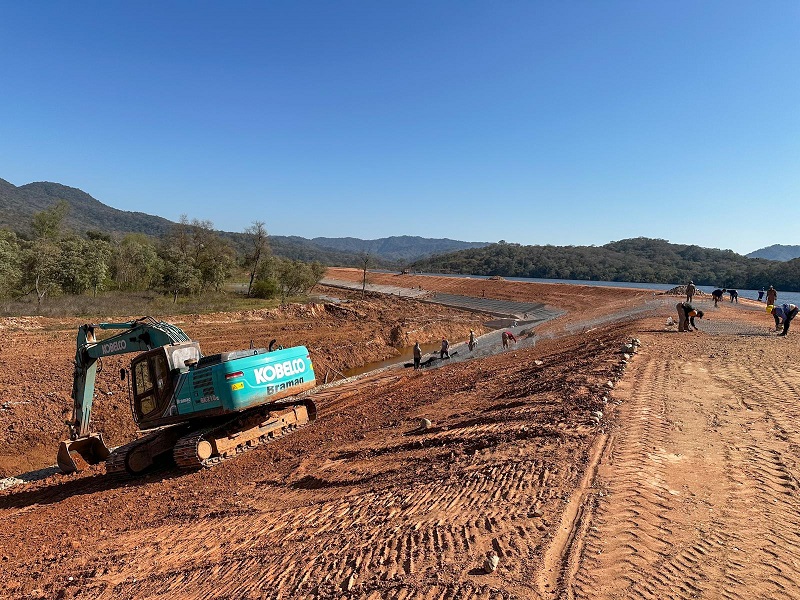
[132,351,173,421]
[133,359,156,416]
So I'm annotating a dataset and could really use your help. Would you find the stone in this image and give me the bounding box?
[534,360,544,366]
[605,381,614,389]
[483,551,500,573]
[419,418,432,430]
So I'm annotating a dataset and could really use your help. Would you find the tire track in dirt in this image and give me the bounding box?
[570,333,800,599]
[71,419,563,599]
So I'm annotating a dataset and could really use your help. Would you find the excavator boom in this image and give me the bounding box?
[57,318,192,474]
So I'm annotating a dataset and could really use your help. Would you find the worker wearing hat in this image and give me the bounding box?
[686,281,696,303]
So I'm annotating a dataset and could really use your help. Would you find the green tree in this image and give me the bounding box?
[0,230,22,297]
[56,236,92,295]
[112,234,161,291]
[20,239,61,308]
[161,255,201,303]
[86,239,112,296]
[244,221,270,296]
[164,216,233,293]
[31,200,69,240]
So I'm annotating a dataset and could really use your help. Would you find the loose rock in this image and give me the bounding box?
[483,551,500,573]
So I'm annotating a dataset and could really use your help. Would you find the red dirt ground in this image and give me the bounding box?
[1,271,798,599]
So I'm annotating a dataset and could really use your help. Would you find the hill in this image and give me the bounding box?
[412,237,800,291]
[310,235,488,262]
[746,244,800,262]
[0,178,174,238]
[0,178,482,266]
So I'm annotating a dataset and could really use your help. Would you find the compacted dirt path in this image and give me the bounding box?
[1,275,798,599]
[567,311,800,600]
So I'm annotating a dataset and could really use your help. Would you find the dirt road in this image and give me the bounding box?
[1,275,798,599]
[570,313,800,600]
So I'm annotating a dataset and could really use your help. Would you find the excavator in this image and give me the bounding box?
[57,317,317,475]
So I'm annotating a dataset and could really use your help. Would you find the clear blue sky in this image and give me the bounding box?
[1,1,798,255]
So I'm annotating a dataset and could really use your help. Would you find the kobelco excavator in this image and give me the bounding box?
[57,317,317,475]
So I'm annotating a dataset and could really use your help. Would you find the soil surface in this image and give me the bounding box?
[1,271,798,599]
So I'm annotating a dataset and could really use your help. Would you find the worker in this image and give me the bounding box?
[440,338,450,359]
[771,303,799,336]
[501,331,517,348]
[413,342,422,369]
[766,286,778,306]
[468,330,477,351]
[728,289,738,303]
[676,302,704,332]
[711,289,725,307]
[758,288,765,302]
[686,281,696,303]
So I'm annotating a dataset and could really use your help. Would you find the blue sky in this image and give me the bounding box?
[1,1,798,255]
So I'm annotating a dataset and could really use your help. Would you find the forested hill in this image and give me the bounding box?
[0,179,175,238]
[311,236,488,262]
[0,178,480,266]
[411,237,800,291]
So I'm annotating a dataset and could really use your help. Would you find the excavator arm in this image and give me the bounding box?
[57,317,192,474]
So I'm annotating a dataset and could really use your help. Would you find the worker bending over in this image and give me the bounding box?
[676,302,704,332]
[501,331,517,348]
[772,303,799,336]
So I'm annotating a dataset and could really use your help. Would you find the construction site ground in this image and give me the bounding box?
[2,267,799,599]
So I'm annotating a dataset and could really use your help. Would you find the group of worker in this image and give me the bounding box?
[678,281,797,336]
[411,329,517,369]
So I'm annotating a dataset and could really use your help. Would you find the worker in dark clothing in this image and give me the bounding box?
[686,281,696,303]
[676,302,704,332]
[728,289,738,303]
[440,338,450,359]
[772,304,799,336]
[766,286,778,306]
[758,288,765,302]
[711,289,725,307]
[468,330,476,351]
[413,342,422,369]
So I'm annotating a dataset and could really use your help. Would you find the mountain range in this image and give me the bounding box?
[2,177,796,265]
[0,179,489,266]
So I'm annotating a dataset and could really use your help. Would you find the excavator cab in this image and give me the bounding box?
[130,347,179,424]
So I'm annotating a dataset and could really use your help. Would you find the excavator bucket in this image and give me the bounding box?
[57,434,111,474]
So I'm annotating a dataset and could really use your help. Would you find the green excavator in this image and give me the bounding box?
[57,317,317,476]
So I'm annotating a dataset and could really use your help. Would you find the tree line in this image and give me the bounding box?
[411,237,800,291]
[0,201,325,305]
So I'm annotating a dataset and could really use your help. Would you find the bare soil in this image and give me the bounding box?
[1,270,798,599]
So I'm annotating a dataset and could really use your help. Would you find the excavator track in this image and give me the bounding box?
[173,400,316,470]
[106,425,191,475]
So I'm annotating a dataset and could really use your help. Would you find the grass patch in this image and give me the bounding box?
[0,290,297,318]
